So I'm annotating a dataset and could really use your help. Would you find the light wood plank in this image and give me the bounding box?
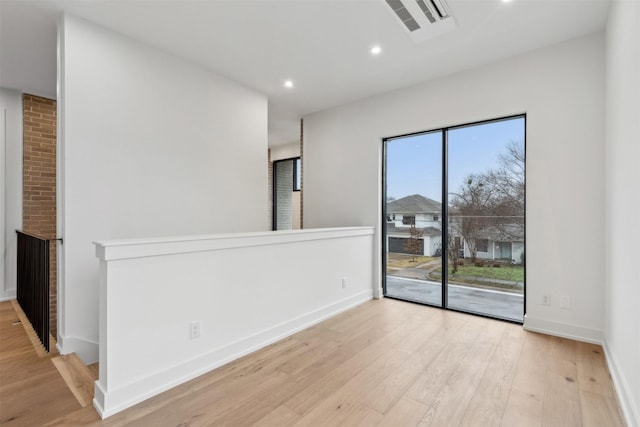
[580,389,626,427]
[293,347,411,421]
[275,328,343,375]
[375,396,428,427]
[576,341,616,396]
[293,399,383,427]
[405,316,483,404]
[459,323,525,426]
[418,319,507,426]
[501,331,551,426]
[0,301,81,426]
[251,404,301,427]
[284,310,414,415]
[357,314,463,414]
[51,354,96,407]
[0,299,629,427]
[195,373,301,426]
[87,363,100,380]
[542,358,582,426]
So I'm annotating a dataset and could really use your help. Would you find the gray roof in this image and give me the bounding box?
[475,224,524,241]
[387,194,442,214]
[449,222,524,242]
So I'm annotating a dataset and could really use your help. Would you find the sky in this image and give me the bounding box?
[386,117,525,202]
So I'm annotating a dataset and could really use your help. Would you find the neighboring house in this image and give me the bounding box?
[387,194,442,229]
[386,194,524,262]
[387,224,442,256]
[453,224,525,264]
[386,194,442,256]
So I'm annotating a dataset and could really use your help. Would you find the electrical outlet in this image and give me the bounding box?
[190,321,201,339]
[560,296,571,310]
[542,295,551,306]
[342,277,348,289]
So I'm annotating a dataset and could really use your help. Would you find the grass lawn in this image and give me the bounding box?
[387,253,435,269]
[435,264,524,282]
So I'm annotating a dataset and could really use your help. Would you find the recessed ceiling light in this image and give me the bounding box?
[284,80,294,89]
[502,0,512,3]
[370,45,382,55]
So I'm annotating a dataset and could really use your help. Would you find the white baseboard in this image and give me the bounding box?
[94,290,373,419]
[57,334,99,364]
[523,314,603,344]
[603,340,640,427]
[373,286,383,299]
[0,291,16,302]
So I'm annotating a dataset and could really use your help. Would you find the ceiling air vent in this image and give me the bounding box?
[385,0,421,32]
[383,0,457,43]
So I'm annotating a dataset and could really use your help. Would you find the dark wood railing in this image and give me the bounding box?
[16,231,52,352]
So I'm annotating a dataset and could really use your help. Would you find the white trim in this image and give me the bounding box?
[1,103,5,302]
[603,340,640,427]
[0,293,16,302]
[93,290,372,419]
[57,334,99,364]
[95,227,374,261]
[2,89,22,299]
[523,314,603,344]
[56,13,67,350]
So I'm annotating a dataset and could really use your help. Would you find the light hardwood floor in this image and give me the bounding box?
[0,301,82,426]
[0,299,626,426]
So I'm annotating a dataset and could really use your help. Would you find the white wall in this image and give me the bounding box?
[292,191,301,229]
[93,227,374,417]
[1,95,4,296]
[271,141,300,161]
[58,15,268,362]
[1,88,22,301]
[605,2,640,425]
[304,33,606,342]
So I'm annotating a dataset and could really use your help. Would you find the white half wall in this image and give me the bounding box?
[1,88,22,301]
[93,227,374,418]
[605,2,640,426]
[304,33,606,342]
[58,14,268,362]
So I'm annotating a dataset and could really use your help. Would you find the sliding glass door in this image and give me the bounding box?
[385,131,442,305]
[384,115,525,322]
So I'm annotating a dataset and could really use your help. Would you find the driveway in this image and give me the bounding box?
[385,276,524,322]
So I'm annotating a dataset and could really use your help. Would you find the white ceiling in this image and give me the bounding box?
[0,0,610,147]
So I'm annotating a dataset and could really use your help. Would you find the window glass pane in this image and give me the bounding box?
[383,115,525,323]
[385,131,442,306]
[447,117,525,322]
[294,158,301,191]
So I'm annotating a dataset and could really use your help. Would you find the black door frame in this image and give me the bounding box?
[381,114,526,324]
[272,157,301,231]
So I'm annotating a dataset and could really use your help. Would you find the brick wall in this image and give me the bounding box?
[22,94,57,339]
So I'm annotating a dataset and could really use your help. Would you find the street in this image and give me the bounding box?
[385,276,524,322]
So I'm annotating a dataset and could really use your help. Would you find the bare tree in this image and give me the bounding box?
[449,175,496,262]
[447,231,462,274]
[448,140,525,258]
[403,225,424,262]
[484,141,525,239]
